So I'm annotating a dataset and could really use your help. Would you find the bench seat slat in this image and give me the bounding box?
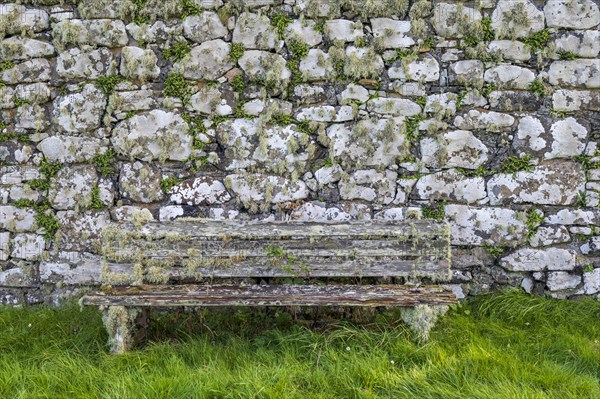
[81,284,458,307]
[106,238,448,261]
[105,220,448,241]
[104,256,449,280]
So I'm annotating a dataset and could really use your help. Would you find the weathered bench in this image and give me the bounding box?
[81,220,456,353]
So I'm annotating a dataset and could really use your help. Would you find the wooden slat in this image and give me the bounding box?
[105,237,448,261]
[81,284,458,307]
[103,256,450,280]
[104,220,448,241]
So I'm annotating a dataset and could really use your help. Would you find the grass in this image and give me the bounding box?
[0,291,599,398]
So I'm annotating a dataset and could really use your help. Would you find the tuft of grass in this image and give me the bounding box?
[163,72,192,104]
[405,114,425,141]
[528,78,546,97]
[160,176,181,193]
[558,50,577,60]
[500,154,534,175]
[179,0,203,18]
[483,243,505,258]
[0,60,15,71]
[89,186,104,210]
[526,207,544,240]
[229,43,245,63]
[92,149,117,176]
[231,74,246,92]
[95,75,123,96]
[271,13,293,39]
[523,29,551,52]
[422,202,445,220]
[163,40,192,63]
[0,291,599,398]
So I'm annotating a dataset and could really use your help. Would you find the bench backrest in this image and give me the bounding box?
[99,220,451,285]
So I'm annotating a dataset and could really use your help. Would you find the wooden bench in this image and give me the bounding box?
[81,220,457,353]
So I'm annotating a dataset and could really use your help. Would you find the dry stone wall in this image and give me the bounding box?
[0,0,599,304]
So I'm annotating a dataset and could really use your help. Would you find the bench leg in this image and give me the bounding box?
[400,304,449,343]
[102,306,145,354]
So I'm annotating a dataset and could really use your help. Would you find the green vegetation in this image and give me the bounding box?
[27,159,62,192]
[480,84,496,98]
[92,149,117,176]
[13,98,30,107]
[405,114,425,141]
[500,154,534,175]
[481,17,495,42]
[271,14,293,39]
[160,176,181,193]
[576,152,600,171]
[0,60,14,71]
[181,112,208,150]
[229,43,245,63]
[163,40,192,63]
[422,202,445,220]
[179,0,203,18]
[0,291,598,398]
[89,186,104,210]
[422,36,435,49]
[577,190,588,209]
[163,72,192,105]
[483,243,505,258]
[528,78,546,97]
[132,0,149,25]
[456,165,492,178]
[558,50,577,60]
[584,264,595,273]
[231,74,246,92]
[525,208,544,241]
[95,75,123,95]
[0,130,30,143]
[523,29,551,52]
[14,198,60,239]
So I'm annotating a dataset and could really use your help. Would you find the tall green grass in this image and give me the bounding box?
[0,291,599,399]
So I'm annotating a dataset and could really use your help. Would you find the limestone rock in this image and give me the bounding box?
[326,118,407,169]
[445,204,527,246]
[111,110,192,162]
[0,4,49,36]
[454,110,515,132]
[529,226,571,247]
[296,105,354,122]
[371,18,413,48]
[487,40,531,61]
[339,83,369,104]
[284,20,323,47]
[1,58,51,84]
[432,3,482,38]
[170,176,231,205]
[491,0,545,39]
[119,162,163,203]
[366,97,421,117]
[120,47,160,82]
[420,130,489,169]
[299,49,333,81]
[56,46,114,79]
[339,169,397,204]
[175,39,233,80]
[290,202,353,221]
[325,19,363,42]
[10,233,45,261]
[484,64,536,89]
[183,12,228,43]
[52,19,128,48]
[388,55,440,82]
[552,90,600,112]
[37,136,105,163]
[545,117,587,159]
[552,30,600,58]
[544,0,600,29]
[238,50,290,85]
[224,173,309,206]
[0,205,36,232]
[547,271,581,290]
[232,12,279,50]
[53,84,106,134]
[48,165,98,210]
[500,248,577,271]
[548,60,600,89]
[0,37,54,61]
[583,268,600,294]
[449,60,484,87]
[55,210,111,252]
[487,161,585,205]
[414,170,486,204]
